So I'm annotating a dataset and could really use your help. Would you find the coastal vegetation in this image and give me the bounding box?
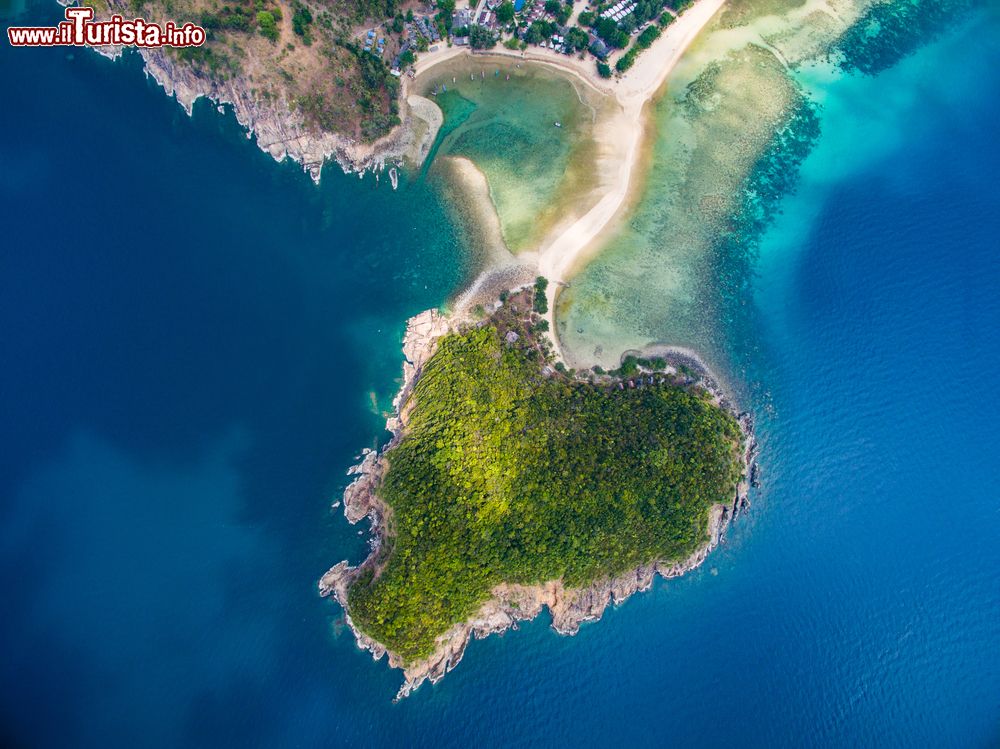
[346,289,744,662]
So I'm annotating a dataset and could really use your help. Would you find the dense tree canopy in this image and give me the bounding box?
[347,310,744,662]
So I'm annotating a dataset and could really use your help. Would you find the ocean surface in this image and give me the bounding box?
[1,3,999,748]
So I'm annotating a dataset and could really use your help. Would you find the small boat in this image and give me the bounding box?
[554,121,562,127]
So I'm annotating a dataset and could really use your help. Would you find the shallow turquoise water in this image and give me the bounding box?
[1,4,999,747]
[421,57,597,252]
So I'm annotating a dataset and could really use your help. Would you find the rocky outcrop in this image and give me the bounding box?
[319,307,757,700]
[386,308,451,434]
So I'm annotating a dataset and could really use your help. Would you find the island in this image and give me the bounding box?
[320,284,755,698]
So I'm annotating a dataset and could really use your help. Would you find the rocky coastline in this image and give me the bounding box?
[68,31,438,183]
[318,305,758,700]
[137,46,420,182]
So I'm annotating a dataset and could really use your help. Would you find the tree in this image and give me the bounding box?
[496,0,515,24]
[544,0,561,13]
[596,61,612,78]
[578,10,595,26]
[436,0,456,29]
[533,276,549,314]
[595,17,614,37]
[468,24,496,49]
[566,26,589,51]
[595,16,629,46]
[525,19,553,44]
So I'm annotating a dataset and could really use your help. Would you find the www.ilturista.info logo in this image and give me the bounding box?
[7,6,206,47]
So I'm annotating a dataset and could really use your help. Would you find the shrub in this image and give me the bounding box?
[292,2,313,43]
[616,48,637,72]
[257,10,278,41]
[532,276,549,314]
[619,354,639,376]
[637,23,660,48]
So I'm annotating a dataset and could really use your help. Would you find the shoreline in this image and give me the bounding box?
[319,304,757,700]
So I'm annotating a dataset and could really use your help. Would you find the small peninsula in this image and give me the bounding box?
[320,285,754,698]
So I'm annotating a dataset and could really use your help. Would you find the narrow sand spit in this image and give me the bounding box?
[440,156,515,269]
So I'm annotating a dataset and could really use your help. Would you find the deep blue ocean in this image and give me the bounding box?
[1,4,998,748]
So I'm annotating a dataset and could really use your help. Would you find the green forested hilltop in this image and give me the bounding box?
[347,294,744,663]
